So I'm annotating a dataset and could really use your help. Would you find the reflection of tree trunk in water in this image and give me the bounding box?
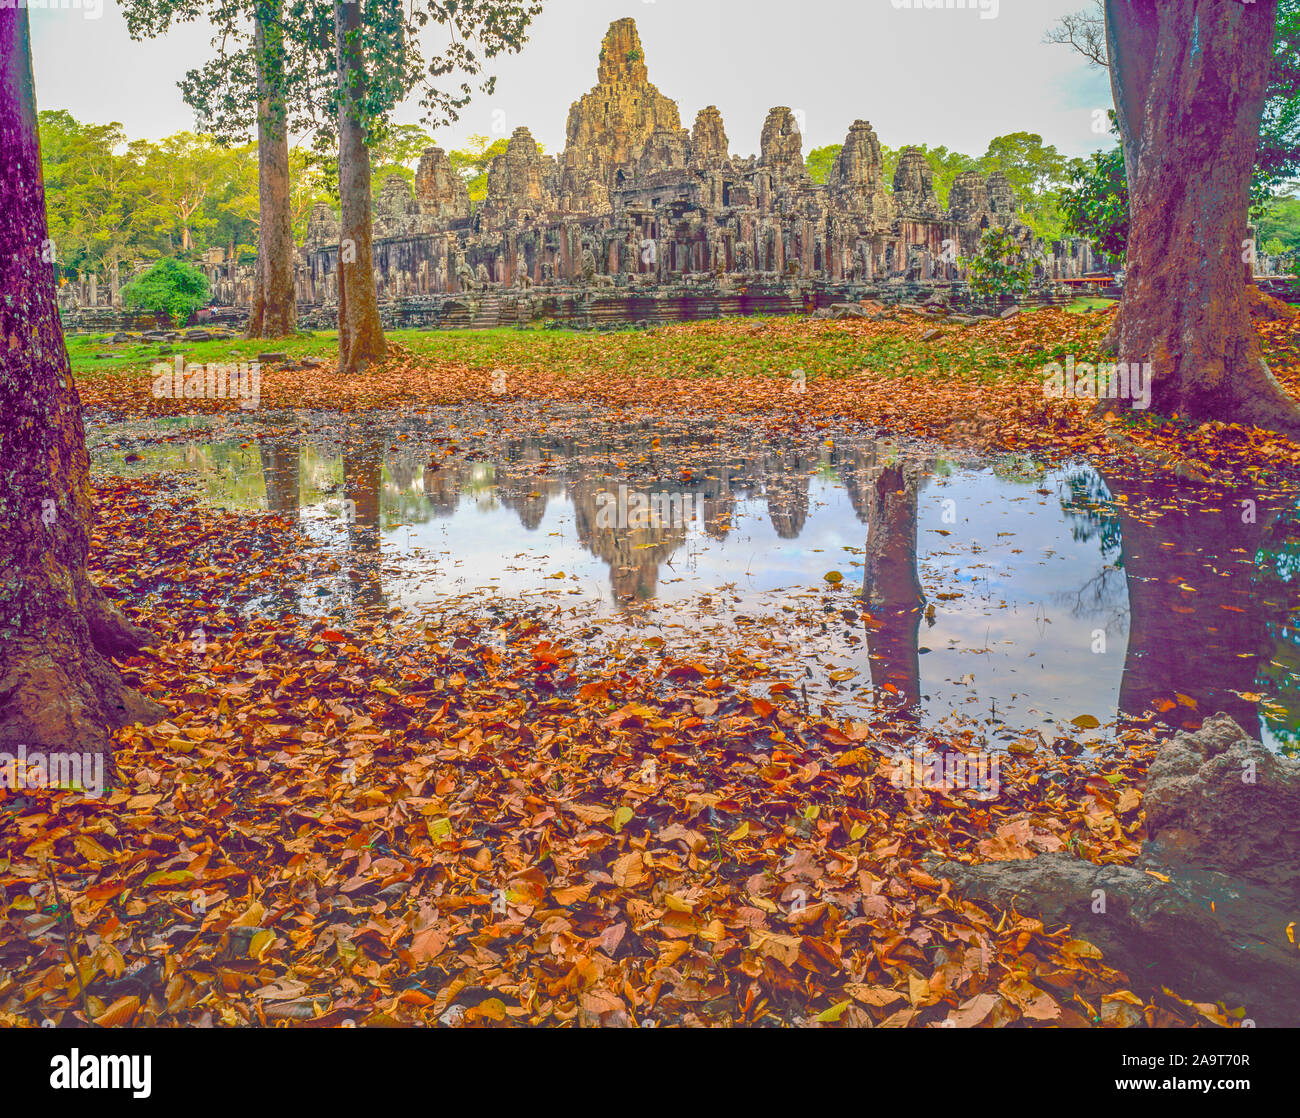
[343,437,385,614]
[259,436,300,514]
[1104,472,1290,738]
[862,460,926,712]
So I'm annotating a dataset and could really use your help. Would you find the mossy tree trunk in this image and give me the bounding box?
[0,9,162,766]
[334,0,386,374]
[246,1,297,341]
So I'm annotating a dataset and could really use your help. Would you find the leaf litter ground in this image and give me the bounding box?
[4,306,1299,1028]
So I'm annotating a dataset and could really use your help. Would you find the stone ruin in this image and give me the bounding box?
[273,17,1112,328]
[62,17,1117,332]
[309,18,1112,318]
[56,18,1300,333]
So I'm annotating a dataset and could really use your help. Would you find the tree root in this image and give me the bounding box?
[85,586,154,659]
[0,624,164,785]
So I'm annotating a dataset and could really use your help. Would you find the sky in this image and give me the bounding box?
[28,0,1115,161]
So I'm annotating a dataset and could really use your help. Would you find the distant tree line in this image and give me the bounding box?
[38,110,531,292]
[801,2,1300,266]
[807,132,1083,243]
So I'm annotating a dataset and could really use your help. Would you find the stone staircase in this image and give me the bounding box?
[472,294,503,328]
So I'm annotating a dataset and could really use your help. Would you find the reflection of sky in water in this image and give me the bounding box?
[914,472,1129,734]
[353,469,1133,738]
[91,426,1299,751]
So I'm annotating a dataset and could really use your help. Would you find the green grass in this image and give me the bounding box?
[1063,296,1117,314]
[66,331,332,375]
[67,316,1058,386]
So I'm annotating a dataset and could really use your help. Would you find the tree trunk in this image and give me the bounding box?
[247,256,265,338]
[862,456,928,713]
[0,10,162,768]
[343,436,385,613]
[259,435,301,514]
[1104,0,1300,436]
[1103,471,1296,738]
[246,2,297,341]
[334,0,386,374]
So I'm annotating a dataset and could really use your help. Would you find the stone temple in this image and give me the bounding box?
[63,17,1105,331]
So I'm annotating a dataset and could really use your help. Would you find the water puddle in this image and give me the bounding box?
[87,405,1300,752]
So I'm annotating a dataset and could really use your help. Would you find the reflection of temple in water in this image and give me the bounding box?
[761,450,814,539]
[571,476,698,600]
[401,423,837,603]
[835,443,887,524]
[261,415,1298,739]
[359,425,923,610]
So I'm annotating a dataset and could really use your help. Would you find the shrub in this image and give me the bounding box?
[963,228,1033,301]
[1060,147,1129,265]
[121,258,210,326]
